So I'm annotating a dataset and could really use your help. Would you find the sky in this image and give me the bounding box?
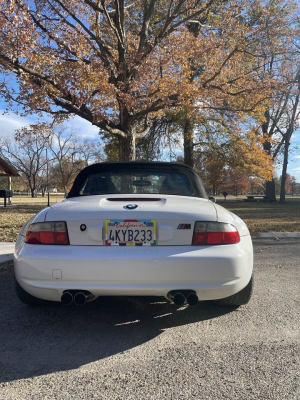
[282,133,300,181]
[1,108,300,181]
[0,110,100,140]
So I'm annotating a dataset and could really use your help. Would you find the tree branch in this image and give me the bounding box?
[28,10,91,65]
[101,0,125,50]
[47,0,115,68]
[134,94,179,119]
[102,123,127,138]
[160,0,216,39]
[139,0,157,52]
[202,48,239,88]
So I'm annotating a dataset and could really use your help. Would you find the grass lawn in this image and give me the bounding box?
[222,198,300,236]
[0,195,299,242]
[0,195,64,242]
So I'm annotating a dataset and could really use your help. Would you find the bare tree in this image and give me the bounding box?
[0,126,51,197]
[48,125,83,196]
[77,138,105,167]
[262,56,300,203]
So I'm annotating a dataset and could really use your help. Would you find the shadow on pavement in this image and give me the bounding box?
[0,265,237,383]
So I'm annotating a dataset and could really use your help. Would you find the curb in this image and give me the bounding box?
[0,243,15,265]
[256,232,300,239]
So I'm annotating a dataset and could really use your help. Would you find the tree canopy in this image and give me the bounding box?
[0,0,295,160]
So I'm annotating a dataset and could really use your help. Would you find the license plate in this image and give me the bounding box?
[105,219,156,246]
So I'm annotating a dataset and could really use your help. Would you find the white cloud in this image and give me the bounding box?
[0,112,33,135]
[69,116,100,139]
[0,111,100,140]
[294,155,300,159]
[292,167,300,171]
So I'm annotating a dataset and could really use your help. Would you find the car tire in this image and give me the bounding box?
[15,279,57,306]
[216,275,253,306]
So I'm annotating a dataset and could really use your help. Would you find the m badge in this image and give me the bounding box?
[177,224,191,230]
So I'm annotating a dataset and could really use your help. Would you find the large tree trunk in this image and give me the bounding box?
[183,119,194,168]
[280,147,289,204]
[263,140,276,201]
[265,179,276,200]
[119,134,136,161]
[30,188,36,198]
[280,130,292,204]
[28,178,36,198]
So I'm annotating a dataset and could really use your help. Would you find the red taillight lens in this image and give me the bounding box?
[192,222,240,245]
[25,222,69,245]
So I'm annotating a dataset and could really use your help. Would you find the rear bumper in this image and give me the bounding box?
[14,235,253,302]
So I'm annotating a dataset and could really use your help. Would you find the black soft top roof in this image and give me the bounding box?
[67,161,208,199]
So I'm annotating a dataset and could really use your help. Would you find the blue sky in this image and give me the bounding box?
[287,132,300,181]
[0,109,100,140]
[1,106,300,181]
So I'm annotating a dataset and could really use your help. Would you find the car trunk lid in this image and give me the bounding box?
[45,195,217,246]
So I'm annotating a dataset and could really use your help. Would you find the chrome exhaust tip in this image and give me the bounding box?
[172,292,186,306]
[74,292,90,306]
[186,293,198,306]
[61,292,73,305]
[167,290,198,306]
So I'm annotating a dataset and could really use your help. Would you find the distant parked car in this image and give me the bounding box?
[14,162,253,307]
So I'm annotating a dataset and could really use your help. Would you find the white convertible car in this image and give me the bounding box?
[14,162,253,307]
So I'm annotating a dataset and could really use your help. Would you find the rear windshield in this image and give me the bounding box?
[79,170,195,197]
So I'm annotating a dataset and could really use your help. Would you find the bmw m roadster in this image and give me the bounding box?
[14,162,253,307]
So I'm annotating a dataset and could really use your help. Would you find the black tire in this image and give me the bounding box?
[216,275,253,306]
[15,279,57,306]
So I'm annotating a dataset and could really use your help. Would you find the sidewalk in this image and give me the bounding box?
[0,242,15,263]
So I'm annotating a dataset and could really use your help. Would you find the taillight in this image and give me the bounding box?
[192,222,240,245]
[25,222,69,245]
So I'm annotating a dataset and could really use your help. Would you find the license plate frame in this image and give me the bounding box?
[105,219,156,246]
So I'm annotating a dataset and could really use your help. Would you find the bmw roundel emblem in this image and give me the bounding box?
[125,204,138,210]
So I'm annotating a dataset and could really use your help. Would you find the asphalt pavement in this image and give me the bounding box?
[0,239,299,399]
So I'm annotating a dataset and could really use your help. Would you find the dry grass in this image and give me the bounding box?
[223,199,300,236]
[7,193,65,205]
[0,195,299,241]
[0,195,63,242]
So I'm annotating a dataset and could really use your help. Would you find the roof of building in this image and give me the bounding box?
[0,155,20,177]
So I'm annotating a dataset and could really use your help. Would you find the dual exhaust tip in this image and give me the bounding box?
[62,290,198,306]
[61,291,91,306]
[168,291,198,306]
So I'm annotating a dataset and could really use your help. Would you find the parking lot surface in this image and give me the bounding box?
[0,239,299,399]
